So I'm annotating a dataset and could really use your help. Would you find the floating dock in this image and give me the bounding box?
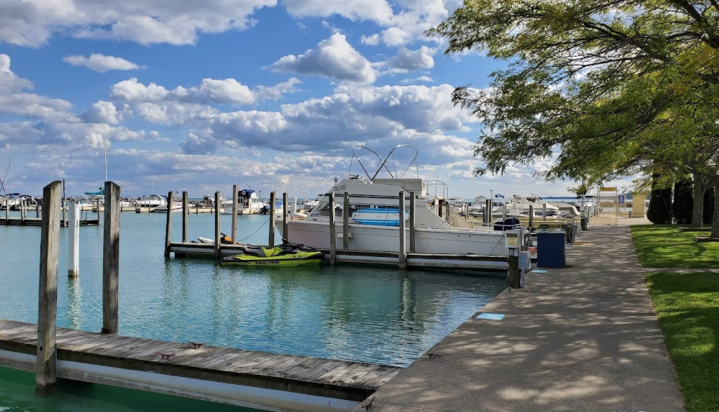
[0,319,400,412]
[166,242,510,270]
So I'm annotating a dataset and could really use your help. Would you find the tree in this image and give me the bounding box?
[672,179,693,224]
[430,0,719,236]
[647,175,673,224]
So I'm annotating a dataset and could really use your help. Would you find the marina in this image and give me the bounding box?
[0,181,508,411]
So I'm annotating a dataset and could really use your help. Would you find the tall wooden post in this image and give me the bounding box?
[164,190,173,258]
[102,181,120,335]
[329,193,336,264]
[398,191,407,269]
[36,180,62,393]
[67,202,80,277]
[438,199,444,218]
[182,191,188,243]
[231,185,238,243]
[502,203,507,220]
[409,192,416,253]
[214,191,221,259]
[269,192,276,247]
[508,235,521,289]
[342,192,349,249]
[543,203,547,221]
[529,205,534,231]
[283,192,289,242]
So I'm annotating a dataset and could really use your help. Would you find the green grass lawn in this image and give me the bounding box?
[631,225,719,268]
[646,272,719,412]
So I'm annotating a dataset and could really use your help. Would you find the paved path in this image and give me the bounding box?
[355,225,685,412]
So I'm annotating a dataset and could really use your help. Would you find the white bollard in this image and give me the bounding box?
[68,202,80,277]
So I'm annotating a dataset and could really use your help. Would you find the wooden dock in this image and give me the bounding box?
[0,319,400,412]
[0,217,100,227]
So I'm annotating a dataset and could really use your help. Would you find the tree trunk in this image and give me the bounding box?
[691,176,706,228]
[713,179,719,238]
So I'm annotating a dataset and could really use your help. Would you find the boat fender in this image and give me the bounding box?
[336,232,352,239]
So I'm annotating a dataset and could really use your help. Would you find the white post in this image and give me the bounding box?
[68,202,80,277]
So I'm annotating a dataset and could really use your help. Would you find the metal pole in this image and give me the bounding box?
[409,192,416,253]
[102,181,120,335]
[342,192,349,249]
[36,180,62,393]
[231,185,238,243]
[214,191,221,259]
[329,193,336,264]
[68,202,80,277]
[182,191,188,243]
[283,192,289,242]
[399,191,407,269]
[269,192,276,247]
[164,190,173,258]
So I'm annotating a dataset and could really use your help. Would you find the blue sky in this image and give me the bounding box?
[0,0,632,199]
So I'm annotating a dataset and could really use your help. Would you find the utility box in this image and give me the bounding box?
[518,250,532,270]
[537,232,566,268]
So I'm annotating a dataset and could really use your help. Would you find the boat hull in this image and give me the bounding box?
[280,220,510,257]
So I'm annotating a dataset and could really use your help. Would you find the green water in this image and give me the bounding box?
[0,367,260,411]
[0,210,506,409]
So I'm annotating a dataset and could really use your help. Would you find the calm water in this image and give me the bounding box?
[0,209,505,409]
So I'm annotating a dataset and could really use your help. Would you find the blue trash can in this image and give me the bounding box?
[537,232,566,268]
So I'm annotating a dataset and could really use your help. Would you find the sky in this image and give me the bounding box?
[0,0,633,199]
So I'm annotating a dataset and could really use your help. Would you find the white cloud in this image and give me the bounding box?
[109,77,255,105]
[256,77,302,101]
[82,101,124,124]
[0,54,34,93]
[268,33,376,84]
[388,47,435,72]
[282,0,393,24]
[63,53,140,72]
[361,34,380,46]
[0,0,277,47]
[401,76,434,84]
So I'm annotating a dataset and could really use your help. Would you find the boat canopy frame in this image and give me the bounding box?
[348,144,420,182]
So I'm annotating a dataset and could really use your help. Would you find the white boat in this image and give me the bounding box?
[221,188,263,215]
[277,145,526,259]
[135,194,168,212]
[153,202,183,213]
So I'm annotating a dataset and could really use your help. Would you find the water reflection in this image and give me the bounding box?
[66,277,83,330]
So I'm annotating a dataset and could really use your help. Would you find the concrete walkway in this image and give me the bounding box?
[355,224,685,412]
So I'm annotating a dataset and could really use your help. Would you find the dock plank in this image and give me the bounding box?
[0,319,403,405]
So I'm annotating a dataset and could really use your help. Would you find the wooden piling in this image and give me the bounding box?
[508,251,521,289]
[102,182,120,335]
[502,203,507,220]
[214,192,221,259]
[164,190,173,258]
[543,203,547,221]
[36,180,62,393]
[329,193,336,265]
[529,205,534,231]
[282,192,289,242]
[268,192,276,247]
[67,202,80,277]
[342,192,349,249]
[20,198,26,221]
[231,185,238,243]
[409,192,416,253]
[182,191,188,243]
[438,199,444,218]
[398,191,407,269]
